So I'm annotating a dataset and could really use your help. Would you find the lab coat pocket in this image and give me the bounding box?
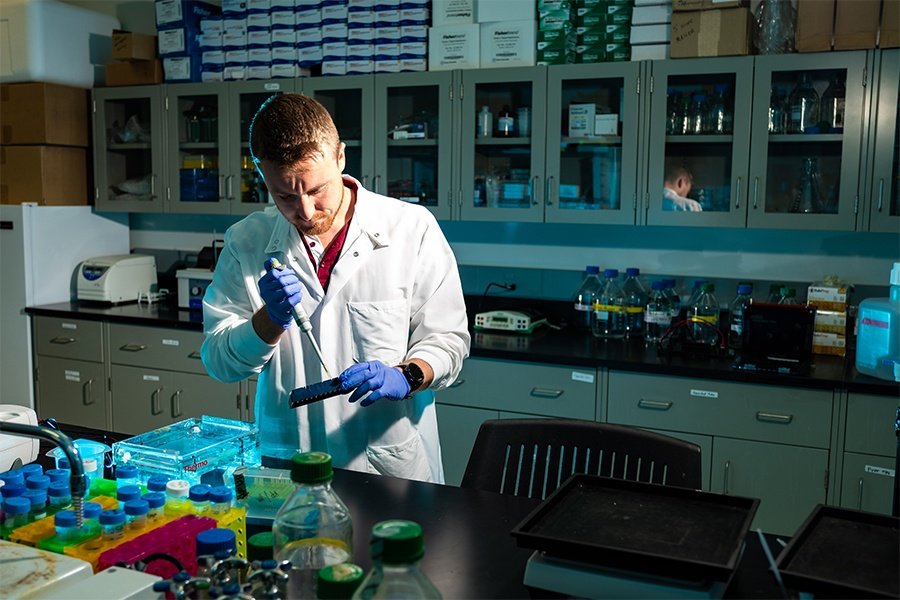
[346,300,409,365]
[366,431,432,481]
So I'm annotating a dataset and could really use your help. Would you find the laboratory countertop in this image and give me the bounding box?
[25,300,899,397]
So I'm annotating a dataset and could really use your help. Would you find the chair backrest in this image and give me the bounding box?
[460,419,702,499]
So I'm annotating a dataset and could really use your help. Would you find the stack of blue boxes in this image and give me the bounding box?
[157,0,222,82]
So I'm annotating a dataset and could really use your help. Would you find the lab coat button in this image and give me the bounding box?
[374,233,380,237]
[353,251,359,257]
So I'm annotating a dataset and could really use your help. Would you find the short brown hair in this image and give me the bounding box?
[249,93,340,167]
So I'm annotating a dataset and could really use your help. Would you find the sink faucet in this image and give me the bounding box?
[0,422,88,525]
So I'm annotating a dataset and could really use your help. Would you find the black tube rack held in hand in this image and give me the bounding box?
[289,377,353,409]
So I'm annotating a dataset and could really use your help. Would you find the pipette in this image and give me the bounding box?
[269,258,332,377]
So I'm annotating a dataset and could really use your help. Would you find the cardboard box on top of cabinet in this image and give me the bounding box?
[480,20,536,68]
[833,0,880,49]
[428,23,480,70]
[105,60,165,86]
[879,0,899,48]
[112,30,158,61]
[432,0,476,25]
[0,82,89,147]
[670,7,750,57]
[0,146,88,206]
[478,0,535,23]
[795,0,835,53]
[672,0,747,11]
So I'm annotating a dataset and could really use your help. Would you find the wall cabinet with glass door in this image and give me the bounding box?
[644,56,754,228]
[747,51,868,230]
[165,79,297,215]
[93,86,166,213]
[864,49,900,233]
[544,62,641,225]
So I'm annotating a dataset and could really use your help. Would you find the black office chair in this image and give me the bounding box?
[460,418,702,499]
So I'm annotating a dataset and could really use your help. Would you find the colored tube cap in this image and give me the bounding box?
[247,531,274,562]
[115,464,138,480]
[99,508,126,526]
[317,563,365,600]
[124,499,150,517]
[208,486,233,504]
[146,475,169,492]
[3,496,31,515]
[189,484,211,502]
[45,469,69,484]
[0,470,25,487]
[142,492,166,510]
[83,502,103,519]
[55,509,77,528]
[47,481,71,498]
[117,485,142,503]
[25,475,51,490]
[196,528,237,557]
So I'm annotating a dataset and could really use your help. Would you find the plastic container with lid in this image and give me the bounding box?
[165,479,191,516]
[142,492,166,521]
[856,262,900,382]
[115,464,139,489]
[189,484,211,514]
[3,496,30,529]
[208,486,233,515]
[23,489,48,521]
[124,499,150,530]
[99,508,126,540]
[351,520,441,599]
[47,481,71,510]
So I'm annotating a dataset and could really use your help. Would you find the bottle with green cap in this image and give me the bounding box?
[351,520,441,599]
[272,452,353,599]
[318,563,365,599]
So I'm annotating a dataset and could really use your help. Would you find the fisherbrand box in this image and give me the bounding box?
[480,20,536,68]
[428,24,480,70]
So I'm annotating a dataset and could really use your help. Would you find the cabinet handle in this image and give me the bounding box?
[756,411,792,424]
[530,387,563,399]
[227,174,235,200]
[82,379,95,406]
[638,399,673,411]
[734,176,742,209]
[857,477,864,509]
[448,379,465,388]
[150,174,156,198]
[876,179,885,212]
[188,351,201,360]
[219,174,225,200]
[120,344,147,352]
[172,390,183,418]
[50,337,76,345]
[752,177,759,209]
[724,460,731,495]
[374,175,381,194]
[363,175,370,188]
[530,175,540,205]
[545,176,555,206]
[151,388,163,416]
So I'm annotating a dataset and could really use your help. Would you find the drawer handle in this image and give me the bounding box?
[638,399,673,411]
[172,390,183,418]
[756,411,792,424]
[120,343,147,352]
[82,379,95,406]
[50,337,76,345]
[448,379,465,389]
[188,351,201,360]
[530,387,563,399]
[857,478,864,510]
[724,460,731,495]
[151,388,163,416]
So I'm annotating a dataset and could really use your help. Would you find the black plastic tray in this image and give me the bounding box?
[510,474,759,583]
[776,504,899,599]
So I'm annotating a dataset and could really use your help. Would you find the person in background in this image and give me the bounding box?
[663,164,703,212]
[200,94,470,483]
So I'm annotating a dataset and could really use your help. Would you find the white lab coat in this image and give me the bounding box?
[201,176,470,483]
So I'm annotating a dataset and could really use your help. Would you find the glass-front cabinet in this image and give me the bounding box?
[459,66,548,222]
[545,63,641,225]
[374,72,455,220]
[645,57,753,228]
[748,51,868,230]
[93,86,166,213]
[867,49,900,232]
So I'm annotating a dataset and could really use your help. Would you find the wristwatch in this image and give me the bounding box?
[399,362,425,395]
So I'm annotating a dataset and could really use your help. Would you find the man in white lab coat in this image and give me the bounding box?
[201,94,470,483]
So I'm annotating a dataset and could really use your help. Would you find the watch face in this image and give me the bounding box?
[404,363,425,389]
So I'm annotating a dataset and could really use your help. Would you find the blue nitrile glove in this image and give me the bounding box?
[258,258,303,329]
[340,361,410,407]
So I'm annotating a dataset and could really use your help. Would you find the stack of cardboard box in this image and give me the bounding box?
[157,0,221,83]
[574,0,634,64]
[106,30,162,86]
[796,0,898,52]
[537,0,575,65]
[630,0,672,60]
[670,0,750,58]
[807,281,851,357]
[0,83,90,205]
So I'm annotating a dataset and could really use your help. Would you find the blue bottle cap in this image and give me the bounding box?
[25,474,51,490]
[1,483,26,497]
[142,492,166,510]
[55,509,77,528]
[208,486,233,504]
[99,508,126,526]
[115,464,138,480]
[23,489,47,508]
[260,559,277,569]
[124,499,150,517]
[117,485,142,503]
[58,458,71,469]
[83,502,103,519]
[737,284,753,295]
[196,528,237,557]
[189,484,211,502]
[626,267,640,277]
[585,265,600,274]
[45,469,69,484]
[173,572,191,583]
[47,482,71,498]
[651,280,665,291]
[146,476,170,492]
[20,463,43,478]
[604,268,619,278]
[3,496,31,515]
[0,470,25,487]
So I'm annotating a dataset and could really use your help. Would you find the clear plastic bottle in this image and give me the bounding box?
[708,84,732,134]
[686,279,709,309]
[622,267,647,338]
[753,0,796,54]
[688,283,720,346]
[644,281,671,343]
[573,266,603,331]
[352,520,441,600]
[477,106,492,139]
[820,75,846,133]
[789,72,820,134]
[273,452,353,600]
[666,89,682,135]
[792,156,825,214]
[496,105,514,137]
[663,278,681,324]
[591,269,625,339]
[688,92,707,134]
[318,563,365,599]
[728,284,754,350]
[778,287,799,305]
[856,262,900,382]
[768,89,787,134]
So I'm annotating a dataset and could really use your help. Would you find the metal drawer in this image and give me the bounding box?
[33,317,103,361]
[108,323,206,375]
[607,371,833,448]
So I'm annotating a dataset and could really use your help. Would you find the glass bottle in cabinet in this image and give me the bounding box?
[460,67,546,222]
[645,58,753,228]
[867,49,900,232]
[93,86,165,213]
[749,52,867,230]
[544,63,640,225]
